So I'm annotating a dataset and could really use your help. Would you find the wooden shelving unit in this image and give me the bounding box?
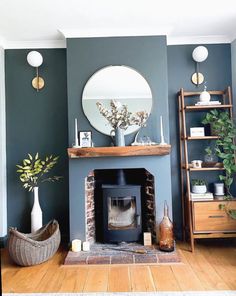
[178,86,236,252]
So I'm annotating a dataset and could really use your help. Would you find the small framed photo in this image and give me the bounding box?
[79,131,92,147]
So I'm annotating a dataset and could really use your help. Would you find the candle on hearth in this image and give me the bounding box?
[71,239,81,252]
[82,241,90,251]
[74,118,79,147]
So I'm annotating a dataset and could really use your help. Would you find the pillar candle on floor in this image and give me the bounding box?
[72,239,81,252]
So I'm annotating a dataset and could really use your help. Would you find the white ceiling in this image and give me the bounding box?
[1,0,236,48]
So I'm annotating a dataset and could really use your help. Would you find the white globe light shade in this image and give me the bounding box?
[192,46,208,63]
[27,51,43,67]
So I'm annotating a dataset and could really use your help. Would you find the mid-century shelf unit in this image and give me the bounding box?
[178,86,236,252]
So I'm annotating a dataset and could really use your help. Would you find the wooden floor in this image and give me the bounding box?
[1,240,236,293]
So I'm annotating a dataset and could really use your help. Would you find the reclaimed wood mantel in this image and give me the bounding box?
[68,145,171,158]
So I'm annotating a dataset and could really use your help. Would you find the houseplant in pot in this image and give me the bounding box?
[191,179,207,194]
[204,145,218,166]
[16,153,62,232]
[202,110,236,198]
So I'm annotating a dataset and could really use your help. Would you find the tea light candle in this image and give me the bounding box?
[82,241,90,251]
[71,239,81,252]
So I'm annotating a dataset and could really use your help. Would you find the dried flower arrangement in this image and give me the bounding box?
[96,99,148,130]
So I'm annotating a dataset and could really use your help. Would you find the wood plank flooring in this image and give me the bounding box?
[1,240,236,293]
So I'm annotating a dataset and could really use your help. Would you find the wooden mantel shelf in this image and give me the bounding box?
[68,145,171,158]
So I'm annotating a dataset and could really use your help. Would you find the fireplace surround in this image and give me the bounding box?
[69,150,172,243]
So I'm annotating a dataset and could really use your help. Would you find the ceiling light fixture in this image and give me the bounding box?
[27,51,45,91]
[191,46,208,86]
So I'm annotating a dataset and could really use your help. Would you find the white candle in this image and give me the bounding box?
[82,241,90,251]
[74,118,79,147]
[72,239,81,252]
[160,116,164,138]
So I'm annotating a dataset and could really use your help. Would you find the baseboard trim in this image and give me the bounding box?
[0,235,7,248]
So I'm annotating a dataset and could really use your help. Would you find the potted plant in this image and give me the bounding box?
[202,110,236,198]
[191,179,207,194]
[16,153,62,232]
[204,145,218,166]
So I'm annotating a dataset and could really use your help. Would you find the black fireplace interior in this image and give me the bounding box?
[94,168,155,244]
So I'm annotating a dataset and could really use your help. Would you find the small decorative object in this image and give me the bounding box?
[191,179,207,194]
[190,127,205,137]
[199,84,211,103]
[16,153,62,232]
[73,118,80,148]
[82,241,90,251]
[191,160,202,168]
[143,232,152,246]
[160,116,167,145]
[96,99,148,146]
[79,131,92,147]
[159,201,174,252]
[8,220,60,266]
[214,183,225,196]
[72,239,82,252]
[204,145,218,165]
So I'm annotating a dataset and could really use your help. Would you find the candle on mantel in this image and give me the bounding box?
[71,239,81,252]
[160,116,167,145]
[82,241,90,251]
[74,118,79,147]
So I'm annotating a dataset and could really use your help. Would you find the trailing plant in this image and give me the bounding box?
[202,109,236,198]
[96,99,148,130]
[191,179,206,186]
[16,153,62,191]
[219,203,236,220]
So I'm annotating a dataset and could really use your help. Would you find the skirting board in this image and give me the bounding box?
[3,291,236,296]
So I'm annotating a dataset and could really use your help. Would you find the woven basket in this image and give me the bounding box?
[8,219,61,266]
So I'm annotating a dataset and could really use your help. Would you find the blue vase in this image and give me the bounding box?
[115,127,125,146]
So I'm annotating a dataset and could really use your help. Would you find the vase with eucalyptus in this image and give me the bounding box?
[16,153,62,232]
[97,99,148,146]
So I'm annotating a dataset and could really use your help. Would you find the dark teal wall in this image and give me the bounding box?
[66,36,173,241]
[4,42,233,242]
[5,49,69,240]
[167,44,232,236]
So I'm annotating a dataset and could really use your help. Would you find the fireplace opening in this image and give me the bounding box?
[91,169,156,244]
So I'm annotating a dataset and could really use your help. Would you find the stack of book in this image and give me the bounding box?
[195,101,221,106]
[190,192,214,201]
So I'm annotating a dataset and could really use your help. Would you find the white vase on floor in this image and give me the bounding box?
[31,186,42,232]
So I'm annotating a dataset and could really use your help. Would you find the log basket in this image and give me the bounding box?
[8,219,60,266]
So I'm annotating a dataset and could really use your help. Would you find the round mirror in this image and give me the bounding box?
[82,65,152,135]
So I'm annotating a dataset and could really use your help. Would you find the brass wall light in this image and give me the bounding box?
[191,46,208,86]
[27,51,44,91]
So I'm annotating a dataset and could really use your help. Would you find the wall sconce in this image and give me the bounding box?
[27,51,45,91]
[191,46,208,86]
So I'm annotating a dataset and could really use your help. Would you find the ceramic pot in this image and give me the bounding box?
[115,127,125,146]
[192,185,207,194]
[31,186,42,232]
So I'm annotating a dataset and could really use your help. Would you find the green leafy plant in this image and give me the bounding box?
[16,153,62,191]
[219,203,236,219]
[191,179,206,186]
[202,110,236,198]
[205,146,213,156]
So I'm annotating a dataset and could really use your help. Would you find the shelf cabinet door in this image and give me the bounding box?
[193,201,236,232]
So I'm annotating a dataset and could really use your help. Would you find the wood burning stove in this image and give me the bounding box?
[101,170,142,243]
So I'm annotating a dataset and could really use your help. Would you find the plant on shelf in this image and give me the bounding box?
[204,144,218,165]
[16,153,62,232]
[202,109,236,198]
[191,179,207,194]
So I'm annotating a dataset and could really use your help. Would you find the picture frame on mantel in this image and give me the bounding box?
[79,131,92,147]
